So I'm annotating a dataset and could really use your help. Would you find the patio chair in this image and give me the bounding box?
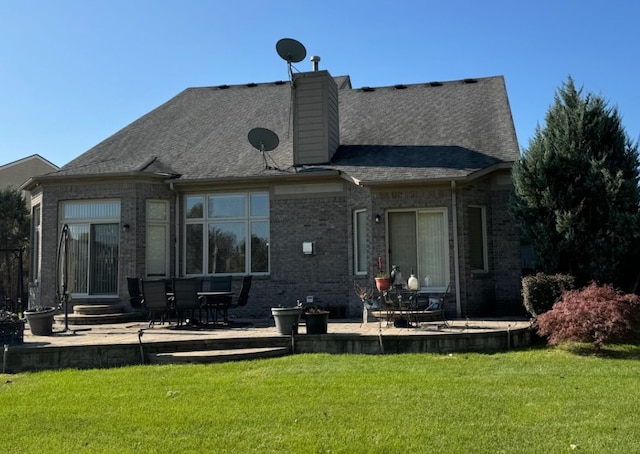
[127,277,143,309]
[172,278,204,326]
[142,279,171,328]
[202,275,233,323]
[426,283,450,327]
[227,275,252,316]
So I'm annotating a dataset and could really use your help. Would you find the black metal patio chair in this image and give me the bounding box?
[142,279,171,328]
[127,277,143,309]
[172,278,204,326]
[202,275,233,323]
[226,275,252,319]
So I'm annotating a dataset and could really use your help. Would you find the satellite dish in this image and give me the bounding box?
[276,38,306,63]
[248,127,279,152]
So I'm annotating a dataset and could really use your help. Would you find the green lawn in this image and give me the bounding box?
[1,346,639,453]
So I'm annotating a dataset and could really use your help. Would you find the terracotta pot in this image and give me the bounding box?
[375,277,392,292]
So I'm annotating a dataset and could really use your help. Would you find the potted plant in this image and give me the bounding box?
[374,256,392,292]
[355,283,375,324]
[0,310,25,345]
[271,302,303,335]
[24,306,56,336]
[304,306,330,335]
[374,272,392,292]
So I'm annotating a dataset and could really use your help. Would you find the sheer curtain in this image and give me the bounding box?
[417,211,447,288]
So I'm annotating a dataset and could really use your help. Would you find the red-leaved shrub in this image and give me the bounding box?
[536,281,640,348]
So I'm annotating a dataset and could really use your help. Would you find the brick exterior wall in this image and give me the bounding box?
[32,177,174,310]
[30,171,522,319]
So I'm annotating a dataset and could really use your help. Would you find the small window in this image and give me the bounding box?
[469,206,488,271]
[31,204,41,282]
[354,210,367,274]
[146,200,169,277]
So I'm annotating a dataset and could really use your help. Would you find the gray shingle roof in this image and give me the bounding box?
[51,74,519,184]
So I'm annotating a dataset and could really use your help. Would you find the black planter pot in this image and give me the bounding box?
[305,311,329,335]
[24,307,56,336]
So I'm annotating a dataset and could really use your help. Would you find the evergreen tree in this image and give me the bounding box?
[511,77,640,287]
[0,187,30,307]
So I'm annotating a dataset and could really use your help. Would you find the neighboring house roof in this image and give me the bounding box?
[0,154,59,190]
[34,74,519,186]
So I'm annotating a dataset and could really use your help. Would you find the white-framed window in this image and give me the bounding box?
[146,200,169,277]
[61,200,120,296]
[31,204,41,282]
[184,192,269,275]
[387,208,449,291]
[468,205,488,272]
[353,209,367,275]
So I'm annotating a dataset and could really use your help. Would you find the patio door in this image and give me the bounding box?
[61,200,120,296]
[388,209,449,290]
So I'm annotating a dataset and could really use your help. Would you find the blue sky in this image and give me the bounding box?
[1,0,638,167]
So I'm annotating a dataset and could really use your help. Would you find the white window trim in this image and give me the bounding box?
[183,191,270,276]
[353,209,367,275]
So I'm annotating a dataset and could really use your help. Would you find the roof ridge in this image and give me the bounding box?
[355,75,503,91]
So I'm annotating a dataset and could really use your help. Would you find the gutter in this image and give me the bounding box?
[354,161,515,187]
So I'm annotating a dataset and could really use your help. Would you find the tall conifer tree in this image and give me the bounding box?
[511,77,640,286]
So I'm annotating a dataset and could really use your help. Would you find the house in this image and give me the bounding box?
[0,154,58,192]
[23,50,522,318]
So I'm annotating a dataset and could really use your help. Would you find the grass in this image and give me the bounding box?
[1,346,640,453]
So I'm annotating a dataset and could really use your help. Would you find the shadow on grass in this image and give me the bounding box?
[561,343,640,360]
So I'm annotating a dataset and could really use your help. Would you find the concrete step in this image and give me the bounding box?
[72,304,126,316]
[54,311,144,325]
[148,346,290,364]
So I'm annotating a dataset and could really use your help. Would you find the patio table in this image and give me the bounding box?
[167,291,234,324]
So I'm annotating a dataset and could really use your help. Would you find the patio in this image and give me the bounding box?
[2,317,532,373]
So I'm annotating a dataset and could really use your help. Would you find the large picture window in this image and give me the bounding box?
[388,209,449,290]
[61,200,120,296]
[184,192,269,275]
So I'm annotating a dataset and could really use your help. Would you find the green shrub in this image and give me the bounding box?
[536,281,640,348]
[522,272,575,317]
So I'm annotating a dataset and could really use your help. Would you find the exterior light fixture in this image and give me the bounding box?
[122,224,130,233]
[375,214,381,224]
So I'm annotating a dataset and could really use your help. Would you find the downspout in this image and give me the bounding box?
[170,182,179,278]
[451,180,462,317]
